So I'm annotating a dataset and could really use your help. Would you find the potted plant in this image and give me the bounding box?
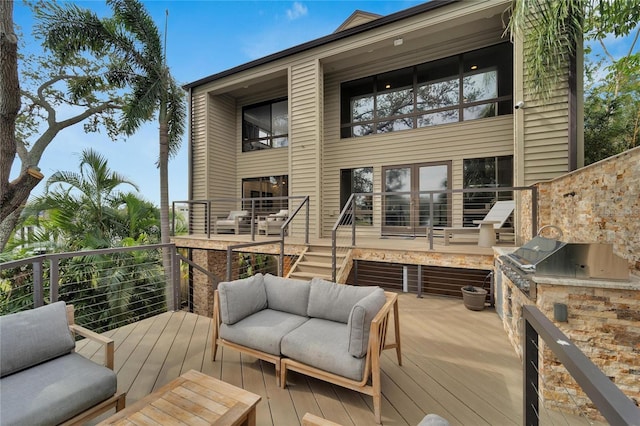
[461,285,488,311]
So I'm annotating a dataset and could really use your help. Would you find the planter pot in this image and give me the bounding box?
[461,286,487,311]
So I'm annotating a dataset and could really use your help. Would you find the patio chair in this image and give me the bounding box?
[213,210,249,234]
[257,209,288,235]
[433,200,515,245]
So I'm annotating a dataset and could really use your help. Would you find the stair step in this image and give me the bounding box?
[298,261,332,268]
[289,271,332,280]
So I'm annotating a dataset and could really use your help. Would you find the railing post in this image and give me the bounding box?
[428,193,434,250]
[305,197,310,244]
[207,201,212,239]
[226,247,233,282]
[523,314,540,426]
[33,259,44,307]
[351,196,356,246]
[331,228,337,282]
[417,264,423,298]
[250,198,256,241]
[531,186,538,238]
[49,256,59,303]
[171,245,180,311]
[279,238,284,277]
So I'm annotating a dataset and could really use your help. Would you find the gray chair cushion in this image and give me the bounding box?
[418,414,451,426]
[220,309,309,356]
[218,273,267,325]
[264,274,310,317]
[347,288,386,358]
[0,353,117,425]
[307,278,380,324]
[0,301,75,378]
[281,318,366,381]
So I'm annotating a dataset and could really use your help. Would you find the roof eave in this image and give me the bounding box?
[182,0,458,90]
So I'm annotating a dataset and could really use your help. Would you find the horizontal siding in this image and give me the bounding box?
[291,61,321,235]
[190,90,208,201]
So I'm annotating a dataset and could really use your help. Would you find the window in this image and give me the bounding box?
[340,43,513,138]
[340,167,373,225]
[242,176,288,211]
[463,155,513,226]
[242,99,288,152]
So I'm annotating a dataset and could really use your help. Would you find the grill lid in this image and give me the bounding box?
[506,236,567,269]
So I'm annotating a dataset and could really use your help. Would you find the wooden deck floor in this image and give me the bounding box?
[78,294,586,425]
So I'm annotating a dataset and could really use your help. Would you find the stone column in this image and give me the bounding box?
[191,249,227,317]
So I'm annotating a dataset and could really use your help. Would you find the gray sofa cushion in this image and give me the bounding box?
[220,309,309,356]
[218,273,267,325]
[264,273,310,317]
[348,288,386,358]
[307,278,380,324]
[281,318,367,381]
[0,353,117,425]
[0,301,75,378]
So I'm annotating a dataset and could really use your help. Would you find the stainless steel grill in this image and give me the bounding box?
[499,235,629,296]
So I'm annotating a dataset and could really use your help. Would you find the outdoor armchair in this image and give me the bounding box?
[258,209,288,235]
[213,210,249,234]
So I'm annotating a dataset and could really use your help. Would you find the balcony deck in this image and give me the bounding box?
[80,293,527,425]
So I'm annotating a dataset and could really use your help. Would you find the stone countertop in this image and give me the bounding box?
[532,273,640,290]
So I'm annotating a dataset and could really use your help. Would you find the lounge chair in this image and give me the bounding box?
[213,210,249,234]
[433,200,515,245]
[258,209,288,235]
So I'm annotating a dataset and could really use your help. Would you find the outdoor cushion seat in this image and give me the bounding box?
[281,318,366,381]
[212,273,402,424]
[214,210,249,234]
[0,353,117,425]
[220,309,309,356]
[258,209,289,235]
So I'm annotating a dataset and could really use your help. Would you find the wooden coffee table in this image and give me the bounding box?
[99,370,261,426]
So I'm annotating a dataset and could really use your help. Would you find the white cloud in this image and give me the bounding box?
[286,2,308,21]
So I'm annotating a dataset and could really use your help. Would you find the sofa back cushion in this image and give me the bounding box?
[263,274,310,317]
[307,278,380,324]
[0,301,75,378]
[347,288,386,358]
[218,273,267,325]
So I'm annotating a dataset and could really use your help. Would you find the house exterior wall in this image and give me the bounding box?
[187,0,579,240]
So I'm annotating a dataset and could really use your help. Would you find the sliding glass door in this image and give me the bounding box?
[382,162,450,236]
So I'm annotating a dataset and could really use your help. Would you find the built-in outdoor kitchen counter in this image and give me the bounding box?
[493,237,640,421]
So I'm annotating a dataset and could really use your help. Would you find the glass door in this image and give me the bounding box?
[383,162,450,236]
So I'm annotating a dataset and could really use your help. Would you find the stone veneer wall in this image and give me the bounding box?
[536,282,640,419]
[535,146,640,276]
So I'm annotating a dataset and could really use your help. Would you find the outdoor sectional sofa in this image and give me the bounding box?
[0,301,125,425]
[212,273,402,424]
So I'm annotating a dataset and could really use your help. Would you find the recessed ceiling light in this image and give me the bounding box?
[393,38,403,47]
[385,84,391,89]
[470,65,478,70]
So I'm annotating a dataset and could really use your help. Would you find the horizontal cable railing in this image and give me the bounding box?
[331,187,537,280]
[523,305,640,425]
[172,195,309,243]
[0,244,180,333]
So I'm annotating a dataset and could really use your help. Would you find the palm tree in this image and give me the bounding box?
[37,0,186,268]
[507,0,639,99]
[27,148,139,249]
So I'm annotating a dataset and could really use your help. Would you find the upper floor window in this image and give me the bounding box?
[340,43,513,138]
[242,99,288,152]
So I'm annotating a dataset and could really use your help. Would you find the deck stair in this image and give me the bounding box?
[287,245,349,282]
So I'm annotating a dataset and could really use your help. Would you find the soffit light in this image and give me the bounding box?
[393,38,403,46]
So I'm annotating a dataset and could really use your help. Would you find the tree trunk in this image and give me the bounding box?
[159,98,173,309]
[0,208,21,251]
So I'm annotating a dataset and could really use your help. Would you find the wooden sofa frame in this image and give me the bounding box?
[62,305,126,425]
[212,290,402,425]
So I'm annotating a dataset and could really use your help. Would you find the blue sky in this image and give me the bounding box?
[13,0,424,206]
[12,1,638,206]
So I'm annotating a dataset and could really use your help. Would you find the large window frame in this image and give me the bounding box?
[340,167,373,225]
[242,98,288,152]
[340,43,513,138]
[462,155,513,226]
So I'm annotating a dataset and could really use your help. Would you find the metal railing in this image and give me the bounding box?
[172,196,310,242]
[523,305,640,425]
[0,244,180,332]
[331,187,537,281]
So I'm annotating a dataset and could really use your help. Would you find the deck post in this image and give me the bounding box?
[523,315,539,426]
